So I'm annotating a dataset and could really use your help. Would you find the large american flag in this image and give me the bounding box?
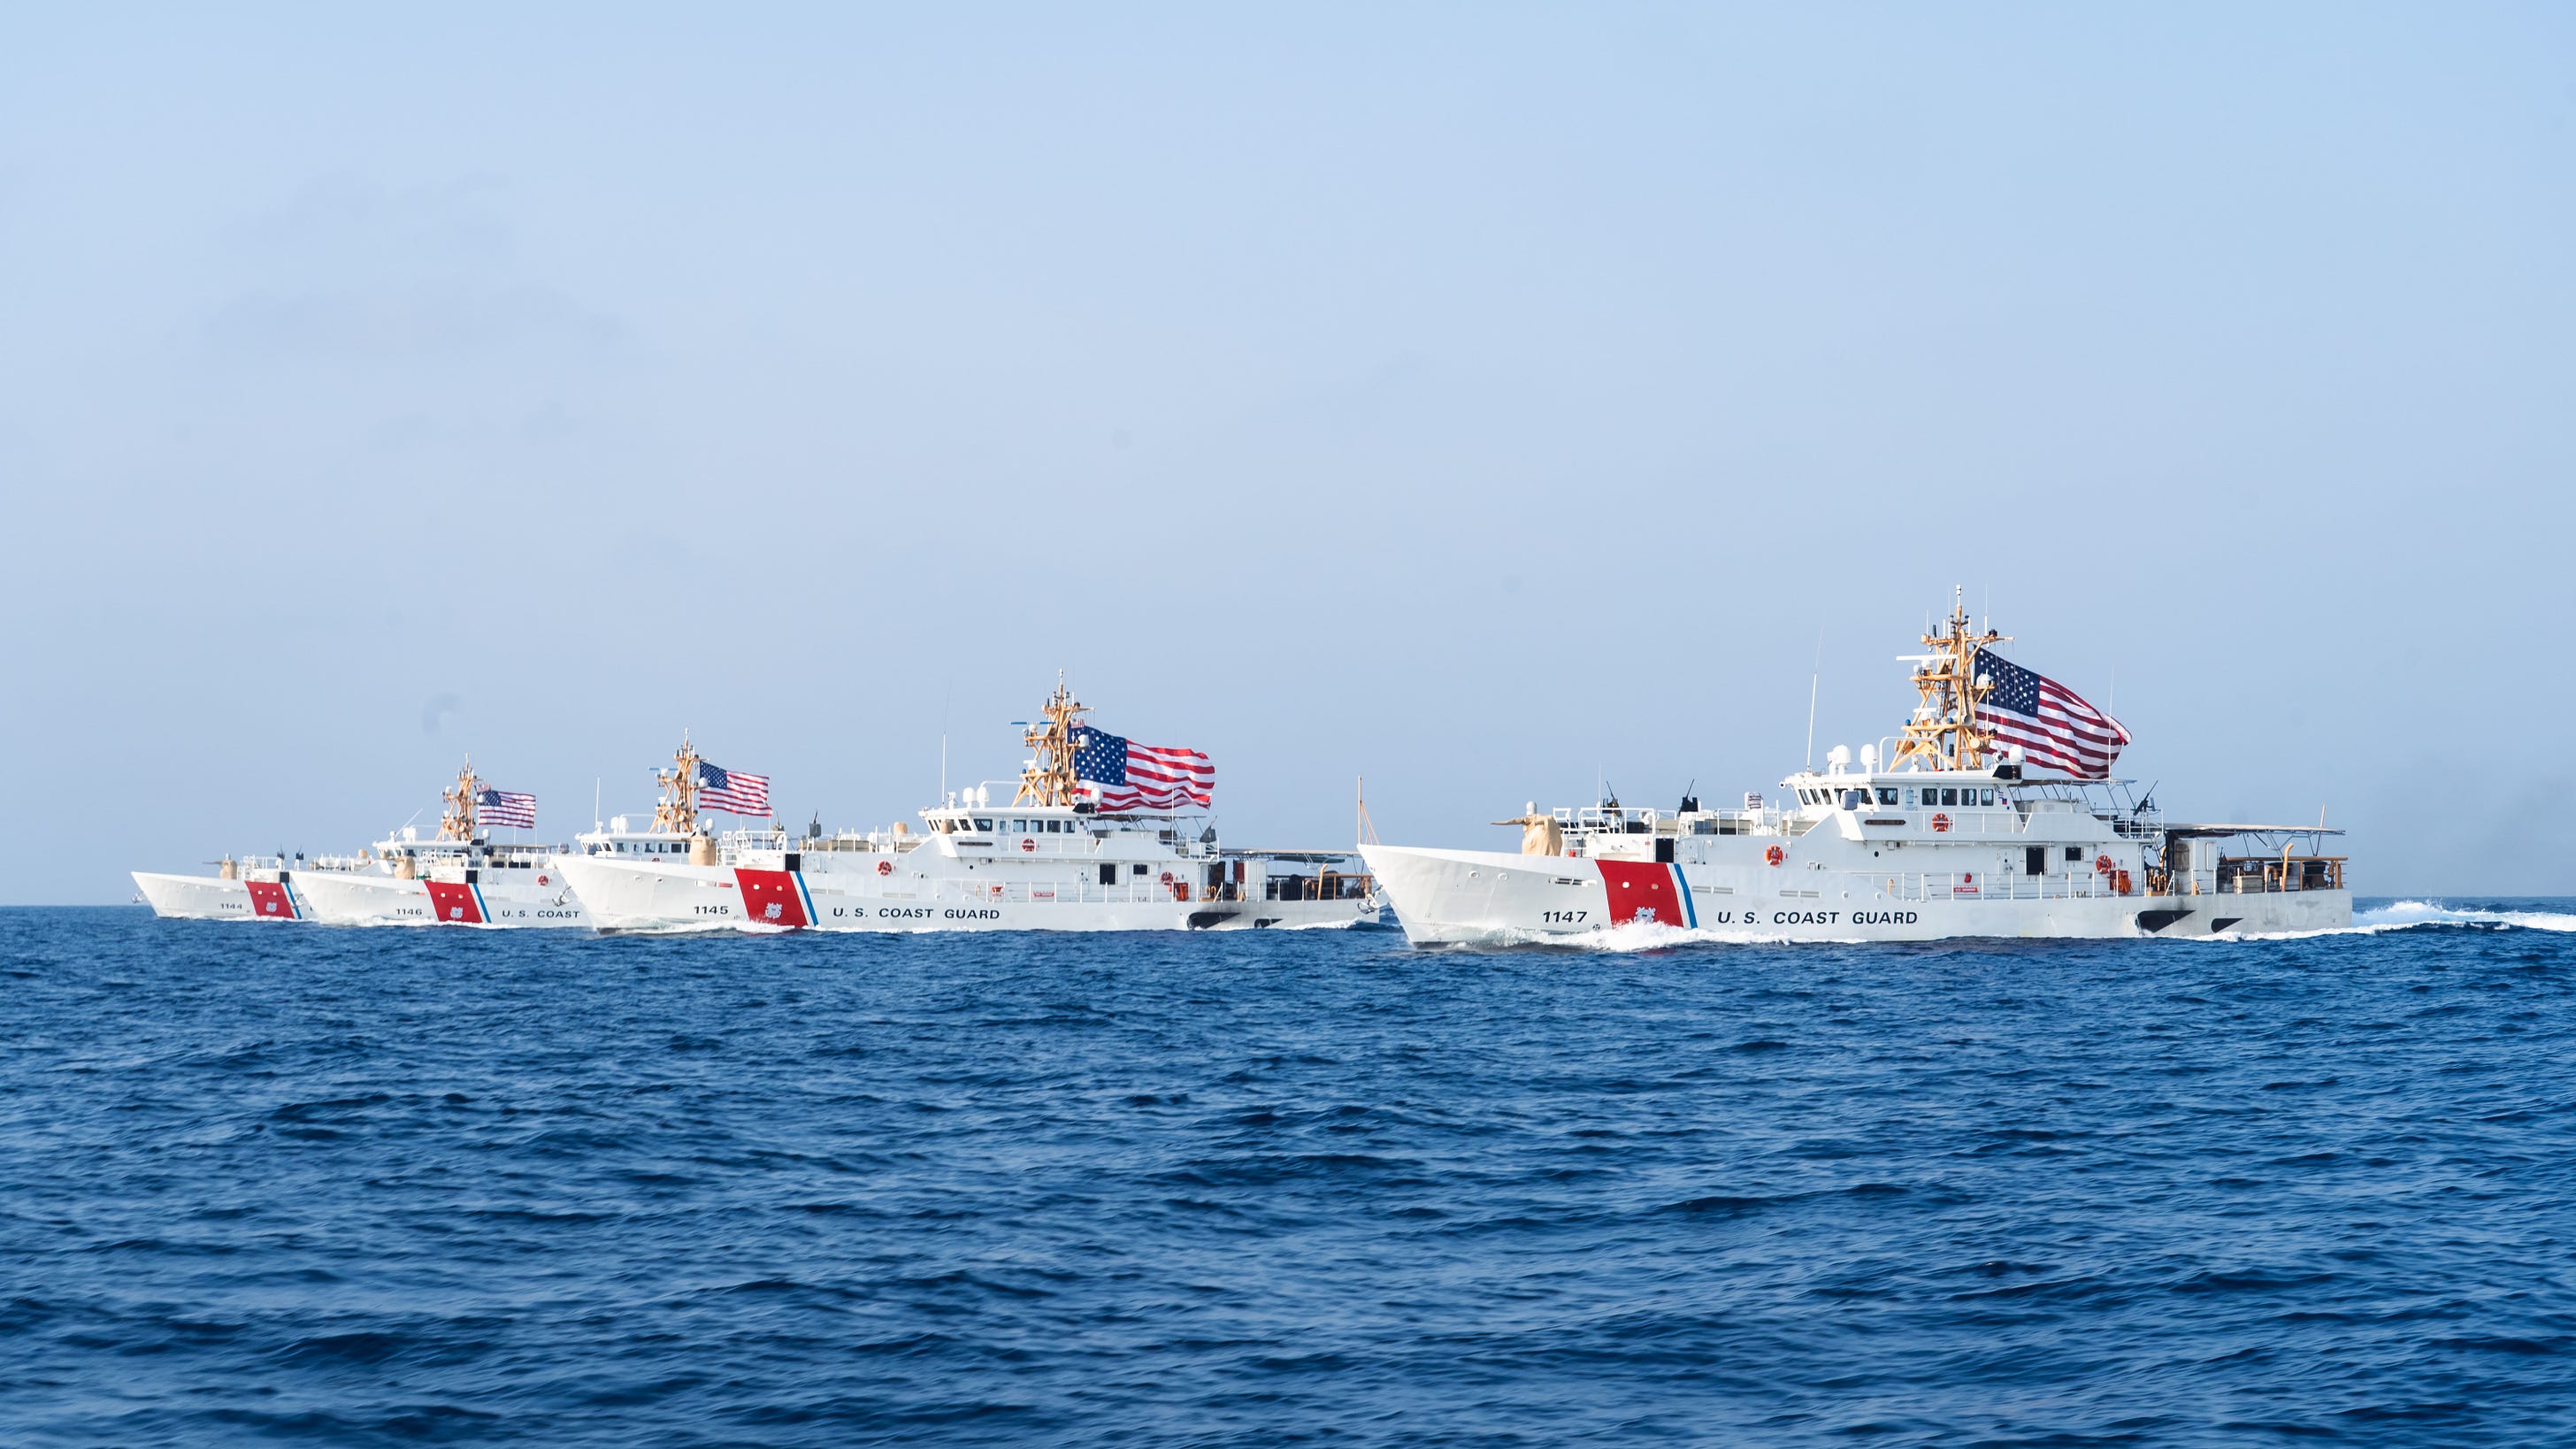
[1072,727,1213,811]
[475,787,537,830]
[1974,648,2130,779]
[696,760,771,816]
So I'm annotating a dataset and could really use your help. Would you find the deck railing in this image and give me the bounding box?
[1868,871,2131,902]
[2210,857,2345,894]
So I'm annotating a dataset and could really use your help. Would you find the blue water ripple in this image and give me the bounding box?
[2,902,2574,1444]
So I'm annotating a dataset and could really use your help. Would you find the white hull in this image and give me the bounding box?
[551,852,1376,934]
[132,870,306,922]
[295,867,592,928]
[1362,843,2351,947]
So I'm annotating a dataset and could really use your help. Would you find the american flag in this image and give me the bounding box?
[1072,727,1213,812]
[695,760,771,816]
[1974,648,2131,779]
[475,787,536,829]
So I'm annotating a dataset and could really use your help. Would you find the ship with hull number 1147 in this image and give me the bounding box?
[1362,598,2350,946]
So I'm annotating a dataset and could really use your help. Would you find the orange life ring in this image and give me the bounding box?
[877,860,893,877]
[1019,837,1037,854]
[1764,844,1784,867]
[2094,854,2115,876]
[1930,812,1951,833]
[1159,870,1174,886]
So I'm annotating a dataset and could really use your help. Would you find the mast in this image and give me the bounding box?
[651,733,704,837]
[1013,677,1088,808]
[436,757,482,841]
[1887,586,2008,773]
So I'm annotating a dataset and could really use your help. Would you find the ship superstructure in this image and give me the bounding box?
[552,685,1377,933]
[1364,601,2350,945]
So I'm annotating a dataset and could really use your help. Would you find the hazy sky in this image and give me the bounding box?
[4,6,2571,902]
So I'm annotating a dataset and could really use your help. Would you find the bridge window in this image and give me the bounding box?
[973,818,993,832]
[1876,788,1898,806]
[1979,788,1995,806]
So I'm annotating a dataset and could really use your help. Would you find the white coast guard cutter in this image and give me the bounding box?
[551,686,1378,933]
[289,762,589,928]
[132,855,317,922]
[1363,602,2350,946]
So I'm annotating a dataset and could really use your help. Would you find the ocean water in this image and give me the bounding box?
[4,903,2574,1445]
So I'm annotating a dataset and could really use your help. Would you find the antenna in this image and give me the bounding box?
[593,778,601,832]
[1804,627,1823,770]
[939,733,948,803]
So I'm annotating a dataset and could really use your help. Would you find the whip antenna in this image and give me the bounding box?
[1805,627,1823,770]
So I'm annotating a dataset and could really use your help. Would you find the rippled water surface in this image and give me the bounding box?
[4,902,2575,1445]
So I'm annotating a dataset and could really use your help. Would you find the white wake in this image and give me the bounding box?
[2354,899,2576,933]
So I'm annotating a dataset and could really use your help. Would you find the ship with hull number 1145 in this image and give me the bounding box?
[551,682,1380,933]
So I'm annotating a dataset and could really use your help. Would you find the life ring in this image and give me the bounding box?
[1019,837,1037,854]
[1930,812,1951,833]
[877,860,893,877]
[2094,854,2115,876]
[536,874,548,886]
[1159,870,1174,886]
[1764,844,1784,867]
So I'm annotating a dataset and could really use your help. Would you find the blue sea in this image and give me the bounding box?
[4,902,2574,1445]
